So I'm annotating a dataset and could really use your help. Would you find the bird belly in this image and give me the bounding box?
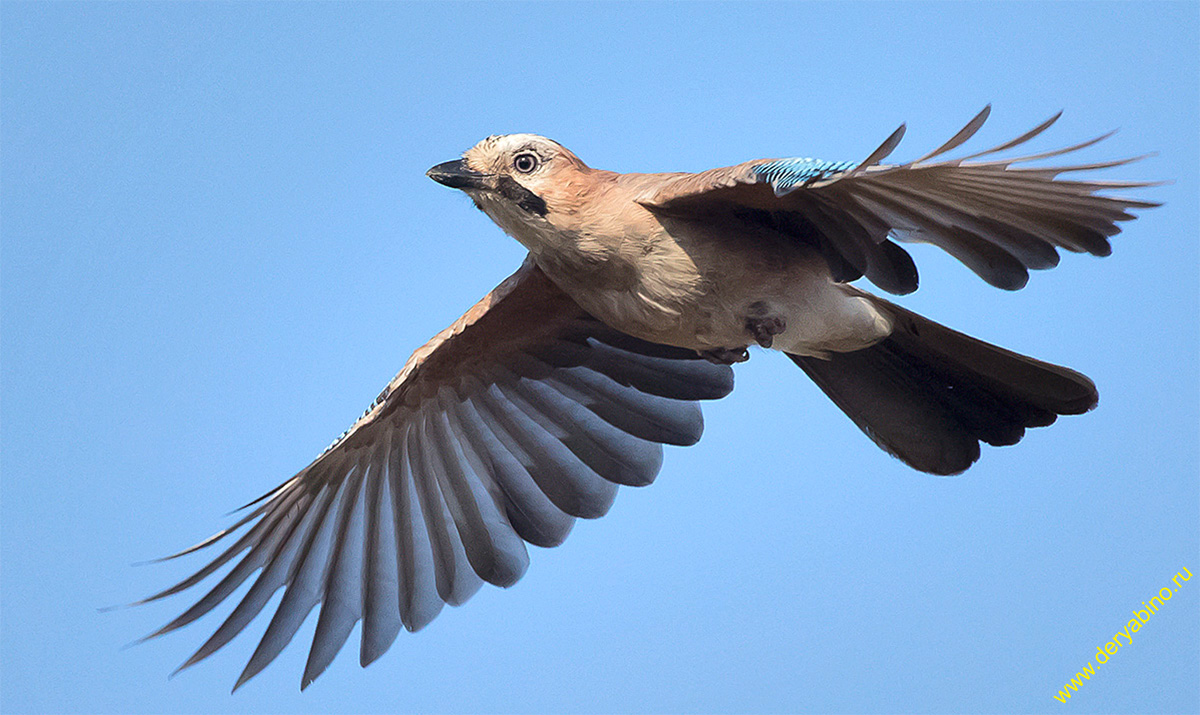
[683,267,892,358]
[565,250,892,358]
[522,211,893,358]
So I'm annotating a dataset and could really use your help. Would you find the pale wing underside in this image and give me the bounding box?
[138,258,734,690]
[639,106,1159,294]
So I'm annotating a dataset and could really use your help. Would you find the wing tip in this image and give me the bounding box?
[232,667,257,694]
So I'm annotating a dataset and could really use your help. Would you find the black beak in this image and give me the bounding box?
[426,160,490,190]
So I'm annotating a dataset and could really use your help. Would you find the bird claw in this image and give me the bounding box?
[698,347,749,365]
[746,315,786,349]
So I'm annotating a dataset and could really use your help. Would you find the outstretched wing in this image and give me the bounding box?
[136,257,734,690]
[637,106,1159,294]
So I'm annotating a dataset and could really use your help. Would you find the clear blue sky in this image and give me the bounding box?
[2,2,1197,713]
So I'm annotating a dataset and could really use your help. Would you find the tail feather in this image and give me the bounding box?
[789,294,1097,475]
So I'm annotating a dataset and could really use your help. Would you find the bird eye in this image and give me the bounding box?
[513,153,539,174]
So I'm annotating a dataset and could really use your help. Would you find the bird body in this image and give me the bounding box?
[139,108,1157,690]
[460,135,891,356]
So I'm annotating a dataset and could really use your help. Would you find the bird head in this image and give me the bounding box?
[427,134,594,246]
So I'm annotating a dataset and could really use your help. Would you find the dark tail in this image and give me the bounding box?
[788,294,1098,475]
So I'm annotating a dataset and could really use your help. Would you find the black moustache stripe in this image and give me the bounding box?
[496,176,548,217]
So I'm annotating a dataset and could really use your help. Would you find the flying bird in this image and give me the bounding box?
[137,107,1156,690]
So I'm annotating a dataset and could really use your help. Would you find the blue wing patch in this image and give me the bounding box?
[752,157,858,193]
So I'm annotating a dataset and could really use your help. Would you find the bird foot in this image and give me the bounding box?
[745,314,786,349]
[698,347,749,365]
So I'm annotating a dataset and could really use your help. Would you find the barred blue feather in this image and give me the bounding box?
[752,157,858,192]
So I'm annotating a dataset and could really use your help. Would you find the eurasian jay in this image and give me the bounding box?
[139,107,1155,689]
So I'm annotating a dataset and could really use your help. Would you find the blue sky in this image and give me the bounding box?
[2,2,1197,713]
